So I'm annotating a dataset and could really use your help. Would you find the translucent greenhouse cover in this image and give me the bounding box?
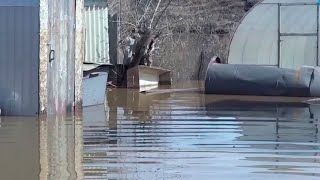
[228,0,320,69]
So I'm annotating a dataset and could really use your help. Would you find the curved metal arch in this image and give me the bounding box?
[227,0,319,68]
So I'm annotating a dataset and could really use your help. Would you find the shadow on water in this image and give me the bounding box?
[83,85,320,180]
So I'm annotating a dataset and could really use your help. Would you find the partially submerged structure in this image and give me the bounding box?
[127,66,172,92]
[205,62,320,97]
[0,0,84,116]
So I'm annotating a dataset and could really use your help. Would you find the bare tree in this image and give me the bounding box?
[110,0,174,68]
[108,0,259,81]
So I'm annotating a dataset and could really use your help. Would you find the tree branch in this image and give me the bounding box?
[111,20,136,28]
[152,0,174,29]
[149,0,162,28]
[137,0,153,26]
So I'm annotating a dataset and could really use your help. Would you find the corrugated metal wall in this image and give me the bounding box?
[0,2,40,116]
[0,0,38,6]
[84,5,110,64]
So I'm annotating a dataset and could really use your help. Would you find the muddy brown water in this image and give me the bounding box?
[0,82,320,180]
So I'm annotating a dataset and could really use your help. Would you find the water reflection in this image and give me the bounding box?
[205,100,320,119]
[0,116,83,180]
[109,89,171,121]
[83,89,173,179]
[83,88,320,180]
[40,116,83,180]
[0,117,40,180]
[205,100,320,178]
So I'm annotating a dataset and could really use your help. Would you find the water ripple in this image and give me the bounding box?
[83,89,320,180]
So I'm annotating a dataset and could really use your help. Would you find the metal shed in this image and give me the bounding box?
[0,0,39,116]
[0,0,84,116]
[84,0,110,64]
[228,0,320,69]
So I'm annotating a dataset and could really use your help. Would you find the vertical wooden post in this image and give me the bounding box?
[277,3,281,68]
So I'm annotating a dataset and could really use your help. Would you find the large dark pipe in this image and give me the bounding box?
[204,60,320,97]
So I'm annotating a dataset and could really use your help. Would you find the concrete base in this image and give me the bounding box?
[127,66,172,92]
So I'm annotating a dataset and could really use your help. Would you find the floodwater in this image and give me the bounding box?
[1,82,320,180]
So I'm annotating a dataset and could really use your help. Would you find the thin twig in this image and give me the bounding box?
[152,0,174,29]
[149,0,162,28]
[137,0,153,25]
[135,0,139,24]
[111,20,137,27]
[155,18,183,31]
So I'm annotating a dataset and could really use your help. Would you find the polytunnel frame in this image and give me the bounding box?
[227,1,320,67]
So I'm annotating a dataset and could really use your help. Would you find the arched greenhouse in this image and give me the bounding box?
[228,0,320,69]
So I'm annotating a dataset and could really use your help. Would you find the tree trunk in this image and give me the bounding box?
[128,29,154,68]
